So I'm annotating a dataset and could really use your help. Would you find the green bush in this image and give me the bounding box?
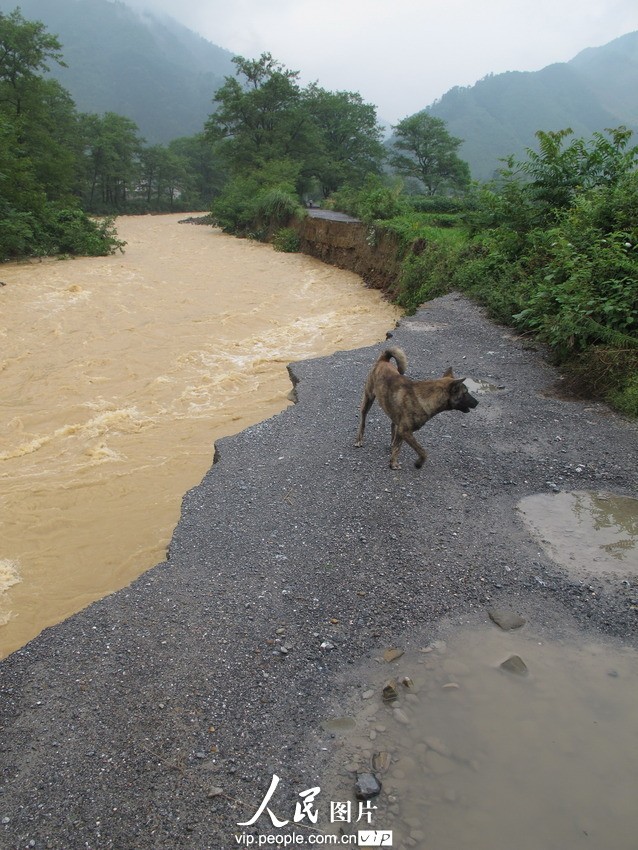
[609,373,638,418]
[396,239,461,312]
[0,210,36,260]
[211,176,305,238]
[0,203,124,260]
[272,227,300,253]
[255,188,305,233]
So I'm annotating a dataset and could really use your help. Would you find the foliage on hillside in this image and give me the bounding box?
[0,0,235,143]
[207,53,386,237]
[0,7,227,259]
[360,127,638,415]
[426,31,638,181]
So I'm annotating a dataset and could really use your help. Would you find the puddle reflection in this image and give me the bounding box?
[519,490,638,577]
[324,625,638,849]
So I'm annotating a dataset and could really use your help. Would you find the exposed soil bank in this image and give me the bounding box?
[292,214,402,292]
[0,295,636,850]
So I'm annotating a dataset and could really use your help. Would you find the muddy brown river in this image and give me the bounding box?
[0,214,400,658]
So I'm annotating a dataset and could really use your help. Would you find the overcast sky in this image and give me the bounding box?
[128,0,638,124]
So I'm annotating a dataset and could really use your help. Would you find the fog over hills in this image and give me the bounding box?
[2,0,637,178]
[426,31,638,180]
[0,0,235,143]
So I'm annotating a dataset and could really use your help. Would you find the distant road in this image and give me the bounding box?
[306,208,360,222]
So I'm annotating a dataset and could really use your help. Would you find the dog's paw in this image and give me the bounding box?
[354,440,363,448]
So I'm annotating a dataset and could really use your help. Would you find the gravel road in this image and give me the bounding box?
[1,294,636,850]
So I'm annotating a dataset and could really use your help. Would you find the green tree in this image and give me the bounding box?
[390,112,470,195]
[303,85,385,197]
[206,53,311,177]
[0,9,122,258]
[0,8,65,117]
[80,112,143,211]
[508,126,638,223]
[168,134,226,206]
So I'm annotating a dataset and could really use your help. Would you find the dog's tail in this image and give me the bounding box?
[377,347,407,374]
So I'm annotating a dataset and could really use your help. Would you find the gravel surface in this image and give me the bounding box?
[1,294,636,850]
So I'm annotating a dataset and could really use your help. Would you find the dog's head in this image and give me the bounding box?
[443,368,479,413]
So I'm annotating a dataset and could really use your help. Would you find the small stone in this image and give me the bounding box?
[371,751,392,773]
[207,787,224,798]
[488,609,526,631]
[382,680,399,702]
[500,655,529,676]
[393,708,410,725]
[355,773,382,800]
[383,647,404,663]
[442,682,460,689]
[362,689,374,700]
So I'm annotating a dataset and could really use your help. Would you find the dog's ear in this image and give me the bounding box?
[443,367,454,378]
[452,377,466,386]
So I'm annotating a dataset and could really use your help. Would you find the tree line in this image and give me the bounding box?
[0,8,469,258]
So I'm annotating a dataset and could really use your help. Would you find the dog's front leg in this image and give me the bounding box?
[401,430,428,468]
[355,393,375,447]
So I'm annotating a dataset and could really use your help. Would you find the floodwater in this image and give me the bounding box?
[518,490,638,578]
[0,214,400,658]
[324,624,638,849]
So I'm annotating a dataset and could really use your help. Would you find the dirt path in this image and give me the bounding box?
[0,294,636,850]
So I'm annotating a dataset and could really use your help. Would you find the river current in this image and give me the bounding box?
[0,214,400,657]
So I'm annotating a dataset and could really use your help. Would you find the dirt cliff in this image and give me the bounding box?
[292,215,402,294]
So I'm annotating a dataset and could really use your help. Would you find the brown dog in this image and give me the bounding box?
[355,348,478,469]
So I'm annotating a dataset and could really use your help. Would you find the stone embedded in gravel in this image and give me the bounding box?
[383,647,404,663]
[371,751,392,773]
[382,680,399,702]
[355,773,382,800]
[488,609,526,631]
[500,655,529,676]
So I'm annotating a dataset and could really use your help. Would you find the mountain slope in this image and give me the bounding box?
[0,0,235,143]
[426,31,638,181]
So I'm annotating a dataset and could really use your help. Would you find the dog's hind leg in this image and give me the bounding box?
[389,431,403,469]
[355,392,375,447]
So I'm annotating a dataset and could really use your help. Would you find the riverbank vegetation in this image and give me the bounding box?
[2,8,636,415]
[339,128,637,416]
[0,8,223,260]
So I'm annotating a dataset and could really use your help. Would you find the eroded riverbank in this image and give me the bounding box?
[0,294,636,850]
[0,214,400,656]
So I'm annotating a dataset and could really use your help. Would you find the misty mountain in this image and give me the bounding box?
[0,0,235,143]
[426,31,638,181]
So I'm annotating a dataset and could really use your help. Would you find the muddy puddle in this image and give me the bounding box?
[0,214,400,657]
[518,490,638,578]
[322,622,638,849]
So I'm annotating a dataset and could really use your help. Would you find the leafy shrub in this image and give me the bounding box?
[272,227,300,253]
[0,203,124,260]
[396,238,461,312]
[255,188,305,233]
[211,175,305,238]
[0,210,36,260]
[327,177,408,222]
